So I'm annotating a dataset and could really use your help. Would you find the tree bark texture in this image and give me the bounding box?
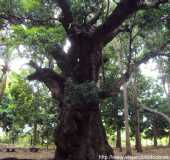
[55,103,113,160]
[123,82,132,155]
[134,107,142,152]
[131,72,142,153]
[51,36,113,160]
[33,122,38,146]
[153,119,158,147]
[28,28,115,159]
[116,126,122,152]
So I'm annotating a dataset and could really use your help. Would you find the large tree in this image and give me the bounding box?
[1,0,170,160]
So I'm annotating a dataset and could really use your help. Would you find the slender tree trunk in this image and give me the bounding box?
[168,124,170,146]
[158,61,170,146]
[116,126,122,152]
[0,74,7,101]
[33,122,37,146]
[118,48,131,155]
[46,138,49,150]
[12,137,15,145]
[41,136,44,146]
[30,135,33,146]
[134,107,142,152]
[46,132,49,150]
[153,120,158,147]
[132,71,142,153]
[167,83,170,146]
[123,82,132,155]
[165,83,170,145]
[112,97,122,152]
[154,134,158,147]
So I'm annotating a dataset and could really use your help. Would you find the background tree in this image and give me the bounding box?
[157,57,170,145]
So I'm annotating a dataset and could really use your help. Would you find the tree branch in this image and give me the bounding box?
[87,9,103,26]
[103,26,130,46]
[27,66,65,99]
[55,0,73,32]
[93,0,168,45]
[93,0,142,44]
[127,39,170,79]
[143,0,169,8]
[0,14,59,26]
[135,52,170,67]
[106,0,111,17]
[123,52,170,83]
[100,40,170,99]
[29,61,40,70]
[99,78,124,99]
[141,105,170,124]
[48,43,68,71]
[127,88,170,124]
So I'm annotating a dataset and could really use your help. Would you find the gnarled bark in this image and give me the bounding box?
[52,38,113,159]
[55,103,113,160]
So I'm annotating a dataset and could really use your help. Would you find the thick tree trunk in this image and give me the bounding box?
[54,103,113,160]
[28,34,114,160]
[52,37,114,160]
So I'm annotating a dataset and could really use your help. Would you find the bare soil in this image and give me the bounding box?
[0,146,170,160]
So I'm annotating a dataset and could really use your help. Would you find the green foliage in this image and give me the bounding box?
[101,95,124,139]
[0,0,19,13]
[0,71,56,145]
[20,0,41,12]
[8,73,34,126]
[70,0,102,24]
[0,94,14,132]
[11,25,65,45]
[0,0,55,21]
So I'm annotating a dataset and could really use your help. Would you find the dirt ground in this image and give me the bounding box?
[0,147,170,160]
[114,147,170,159]
[0,149,54,160]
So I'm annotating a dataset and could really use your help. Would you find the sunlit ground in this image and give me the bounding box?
[0,148,55,159]
[0,146,170,160]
